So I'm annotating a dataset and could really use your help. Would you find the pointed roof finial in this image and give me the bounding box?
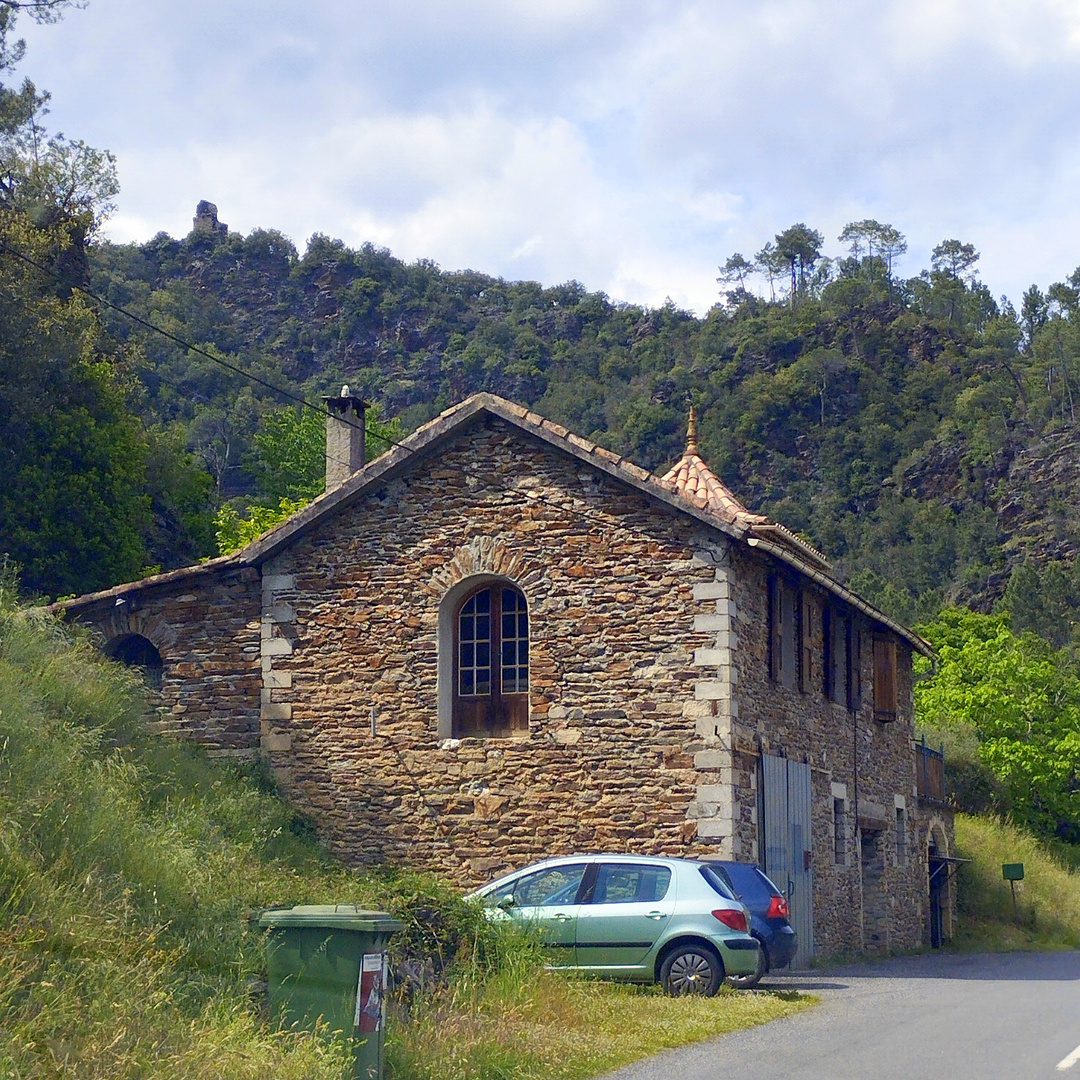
[686,404,699,456]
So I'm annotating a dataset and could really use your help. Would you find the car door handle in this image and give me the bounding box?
[551,912,572,922]
[646,911,668,920]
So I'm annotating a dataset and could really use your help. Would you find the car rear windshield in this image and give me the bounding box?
[722,863,782,905]
[699,865,736,901]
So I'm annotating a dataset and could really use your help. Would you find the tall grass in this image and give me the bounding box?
[0,597,810,1079]
[954,814,1080,951]
[0,600,510,1078]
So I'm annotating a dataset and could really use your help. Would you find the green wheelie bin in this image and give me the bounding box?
[259,904,404,1080]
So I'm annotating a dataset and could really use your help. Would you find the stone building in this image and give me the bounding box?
[57,392,956,960]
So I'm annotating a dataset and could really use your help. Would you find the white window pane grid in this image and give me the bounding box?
[459,589,492,696]
[500,588,529,693]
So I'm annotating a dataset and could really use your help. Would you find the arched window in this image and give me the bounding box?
[453,583,529,738]
[104,633,163,690]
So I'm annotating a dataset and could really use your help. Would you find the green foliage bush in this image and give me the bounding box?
[916,608,1080,841]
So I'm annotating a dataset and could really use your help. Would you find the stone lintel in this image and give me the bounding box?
[857,799,888,828]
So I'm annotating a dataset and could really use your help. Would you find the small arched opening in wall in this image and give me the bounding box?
[104,633,164,691]
[437,575,529,741]
[927,820,952,948]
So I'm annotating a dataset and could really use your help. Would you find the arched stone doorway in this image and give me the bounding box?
[927,823,951,947]
[104,633,163,690]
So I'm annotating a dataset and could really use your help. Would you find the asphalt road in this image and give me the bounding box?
[601,951,1080,1080]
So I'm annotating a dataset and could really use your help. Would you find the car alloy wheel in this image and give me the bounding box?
[726,938,767,989]
[660,943,722,996]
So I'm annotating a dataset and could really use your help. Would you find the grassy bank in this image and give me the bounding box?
[389,974,809,1080]
[953,814,1080,951]
[0,597,808,1080]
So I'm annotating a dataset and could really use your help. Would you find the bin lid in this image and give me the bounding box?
[258,904,404,932]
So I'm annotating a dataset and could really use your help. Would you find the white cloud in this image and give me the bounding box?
[16,0,1080,312]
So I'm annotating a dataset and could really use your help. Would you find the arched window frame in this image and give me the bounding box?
[436,576,530,741]
[104,633,164,690]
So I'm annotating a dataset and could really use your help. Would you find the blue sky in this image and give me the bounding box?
[17,0,1080,312]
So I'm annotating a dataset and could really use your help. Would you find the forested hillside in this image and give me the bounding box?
[79,215,1080,633]
[5,1,1080,632]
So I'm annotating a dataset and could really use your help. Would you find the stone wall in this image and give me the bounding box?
[256,415,730,881]
[727,544,931,955]
[66,409,951,957]
[71,566,262,754]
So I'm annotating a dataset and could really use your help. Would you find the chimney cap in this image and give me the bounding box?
[322,393,368,413]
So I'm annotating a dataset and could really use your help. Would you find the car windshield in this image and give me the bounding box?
[503,863,587,907]
[699,865,737,901]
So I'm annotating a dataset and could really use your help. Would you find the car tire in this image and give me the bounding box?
[726,938,767,989]
[659,942,723,996]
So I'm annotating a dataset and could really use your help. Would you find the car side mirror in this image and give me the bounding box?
[496,894,516,910]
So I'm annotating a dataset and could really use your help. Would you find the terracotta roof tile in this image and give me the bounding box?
[657,407,766,527]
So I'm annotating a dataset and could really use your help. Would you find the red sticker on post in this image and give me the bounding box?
[355,952,385,1033]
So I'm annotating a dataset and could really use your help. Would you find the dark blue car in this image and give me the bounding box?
[706,860,797,988]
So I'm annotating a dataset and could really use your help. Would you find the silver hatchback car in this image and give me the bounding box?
[470,854,760,995]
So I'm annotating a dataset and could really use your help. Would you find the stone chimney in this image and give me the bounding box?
[323,387,367,492]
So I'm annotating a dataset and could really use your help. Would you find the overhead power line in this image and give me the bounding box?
[0,238,668,537]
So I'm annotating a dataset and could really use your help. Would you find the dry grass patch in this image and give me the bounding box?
[388,973,813,1080]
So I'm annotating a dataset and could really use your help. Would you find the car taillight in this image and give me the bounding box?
[712,908,748,932]
[766,895,789,919]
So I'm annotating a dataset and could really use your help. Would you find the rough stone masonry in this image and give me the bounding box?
[56,393,955,958]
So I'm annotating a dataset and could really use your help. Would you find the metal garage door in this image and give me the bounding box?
[761,754,814,966]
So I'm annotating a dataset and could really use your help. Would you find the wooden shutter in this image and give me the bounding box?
[873,637,897,721]
[768,576,780,682]
[799,592,813,693]
[848,620,862,712]
[780,582,797,689]
[825,607,848,705]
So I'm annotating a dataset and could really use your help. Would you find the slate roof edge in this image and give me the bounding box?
[239,391,749,564]
[44,553,244,615]
[745,533,935,658]
[748,521,832,572]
